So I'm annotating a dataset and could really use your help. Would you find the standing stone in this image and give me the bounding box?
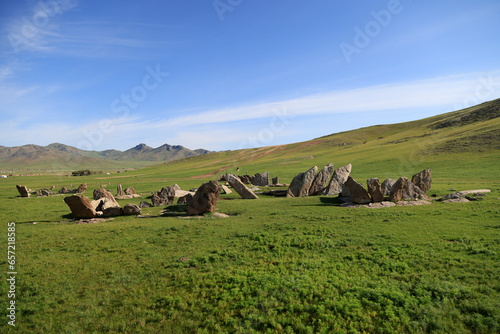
[187,181,221,215]
[309,163,334,195]
[123,204,141,216]
[272,177,279,185]
[367,178,384,203]
[411,168,432,194]
[124,187,136,195]
[177,193,194,205]
[226,174,259,199]
[381,178,396,196]
[76,183,87,194]
[345,177,371,204]
[252,172,269,186]
[64,195,96,219]
[16,185,30,198]
[220,184,232,194]
[117,184,123,196]
[324,164,352,196]
[287,166,318,198]
[390,177,426,201]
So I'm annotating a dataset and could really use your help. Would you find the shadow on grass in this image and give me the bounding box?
[290,196,344,207]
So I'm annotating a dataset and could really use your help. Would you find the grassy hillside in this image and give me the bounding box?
[0,100,499,333]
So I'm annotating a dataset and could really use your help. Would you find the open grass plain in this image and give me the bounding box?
[1,100,499,333]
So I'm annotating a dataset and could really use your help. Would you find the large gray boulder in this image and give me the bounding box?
[16,185,30,198]
[411,168,432,194]
[390,177,426,201]
[381,178,396,196]
[367,178,384,203]
[324,164,352,195]
[64,195,96,219]
[226,174,259,199]
[286,166,318,198]
[309,163,334,195]
[152,186,176,206]
[345,177,371,204]
[123,204,141,216]
[252,172,269,186]
[187,181,221,215]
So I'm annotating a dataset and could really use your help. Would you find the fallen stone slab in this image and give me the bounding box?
[396,200,432,206]
[442,189,491,199]
[174,189,196,198]
[442,198,470,203]
[220,185,232,194]
[226,174,259,199]
[366,201,396,208]
[115,194,141,200]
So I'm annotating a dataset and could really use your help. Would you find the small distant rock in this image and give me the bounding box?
[173,184,181,191]
[139,201,153,208]
[76,183,87,194]
[396,200,432,206]
[124,187,136,195]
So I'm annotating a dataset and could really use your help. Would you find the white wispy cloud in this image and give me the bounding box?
[1,71,499,151]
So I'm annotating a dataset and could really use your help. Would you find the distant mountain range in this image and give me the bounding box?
[0,143,211,170]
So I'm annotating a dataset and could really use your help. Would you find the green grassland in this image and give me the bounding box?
[1,101,499,332]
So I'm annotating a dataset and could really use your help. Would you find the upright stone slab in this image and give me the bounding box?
[345,176,371,204]
[324,164,352,196]
[286,173,305,198]
[367,178,384,203]
[411,168,432,194]
[16,185,30,198]
[226,174,259,199]
[64,195,96,219]
[152,186,176,206]
[272,177,279,185]
[390,177,425,201]
[117,184,123,196]
[381,178,396,196]
[309,163,334,195]
[187,181,221,215]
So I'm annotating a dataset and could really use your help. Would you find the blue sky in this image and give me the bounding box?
[1,0,499,151]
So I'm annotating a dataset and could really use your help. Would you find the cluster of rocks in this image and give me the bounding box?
[63,188,141,219]
[16,183,88,198]
[286,163,352,198]
[218,172,270,187]
[341,168,432,205]
[115,184,142,199]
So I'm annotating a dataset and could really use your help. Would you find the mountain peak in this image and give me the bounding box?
[133,143,152,151]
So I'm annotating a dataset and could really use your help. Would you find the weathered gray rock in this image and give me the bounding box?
[341,183,350,197]
[101,206,123,217]
[16,185,30,198]
[286,166,318,198]
[345,177,371,204]
[272,177,279,185]
[64,195,96,219]
[324,164,352,196]
[226,174,259,199]
[92,197,120,211]
[187,181,221,215]
[390,177,425,201]
[220,184,232,194]
[93,188,119,206]
[411,168,432,194]
[252,172,269,186]
[151,186,176,206]
[239,175,252,184]
[76,183,87,194]
[309,163,334,196]
[177,193,194,205]
[381,178,396,196]
[117,184,123,196]
[123,204,141,215]
[367,178,384,203]
[139,201,153,208]
[124,187,136,195]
